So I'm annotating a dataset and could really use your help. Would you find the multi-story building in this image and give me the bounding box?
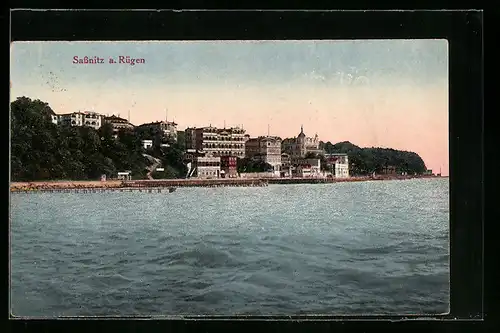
[103,115,135,137]
[56,111,103,130]
[280,153,293,177]
[244,138,260,158]
[294,158,322,177]
[282,125,324,158]
[185,126,246,158]
[245,136,282,173]
[136,120,178,142]
[220,156,238,178]
[325,153,349,178]
[195,154,221,179]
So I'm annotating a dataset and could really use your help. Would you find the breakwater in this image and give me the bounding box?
[10,178,268,193]
[266,175,435,184]
[123,178,268,188]
[10,175,442,193]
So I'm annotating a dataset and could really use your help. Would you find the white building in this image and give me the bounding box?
[142,139,153,149]
[294,158,322,178]
[325,153,349,178]
[195,155,221,179]
[56,111,103,130]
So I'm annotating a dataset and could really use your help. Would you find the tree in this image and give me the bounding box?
[324,141,427,176]
[237,158,273,173]
[176,131,186,150]
[10,96,154,181]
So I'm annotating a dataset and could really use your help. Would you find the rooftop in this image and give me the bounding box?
[138,120,178,127]
[104,115,128,122]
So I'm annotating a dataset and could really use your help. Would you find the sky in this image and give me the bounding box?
[10,40,449,175]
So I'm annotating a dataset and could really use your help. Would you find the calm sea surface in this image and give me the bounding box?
[10,178,449,317]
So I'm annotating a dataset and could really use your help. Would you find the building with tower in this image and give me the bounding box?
[281,125,324,159]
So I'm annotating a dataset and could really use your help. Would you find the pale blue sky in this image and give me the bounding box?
[11,40,448,88]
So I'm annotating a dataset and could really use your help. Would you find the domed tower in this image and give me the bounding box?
[297,125,306,142]
[297,125,307,157]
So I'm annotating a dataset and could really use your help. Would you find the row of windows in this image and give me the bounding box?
[216,151,244,156]
[203,144,244,149]
[197,162,221,167]
[202,130,244,134]
[198,171,219,176]
[69,120,101,127]
[202,137,245,142]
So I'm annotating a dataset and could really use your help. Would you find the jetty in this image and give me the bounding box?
[10,174,441,193]
[123,178,268,188]
[10,178,268,193]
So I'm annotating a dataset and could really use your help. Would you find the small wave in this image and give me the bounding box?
[147,245,241,269]
[86,273,134,288]
[107,234,129,241]
[349,244,399,256]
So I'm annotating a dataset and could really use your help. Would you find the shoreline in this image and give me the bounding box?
[10,175,446,192]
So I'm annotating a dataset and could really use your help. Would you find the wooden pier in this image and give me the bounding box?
[10,187,173,194]
[10,178,268,193]
[123,178,268,188]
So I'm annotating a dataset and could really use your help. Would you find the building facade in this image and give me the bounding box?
[245,136,282,173]
[136,121,178,142]
[294,158,322,178]
[195,155,221,179]
[280,153,293,177]
[220,156,238,178]
[56,111,103,130]
[185,126,246,158]
[103,115,135,137]
[325,153,349,178]
[282,125,324,158]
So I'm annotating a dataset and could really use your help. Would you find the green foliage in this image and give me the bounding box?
[321,140,427,176]
[237,157,273,173]
[176,131,186,150]
[10,96,152,181]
